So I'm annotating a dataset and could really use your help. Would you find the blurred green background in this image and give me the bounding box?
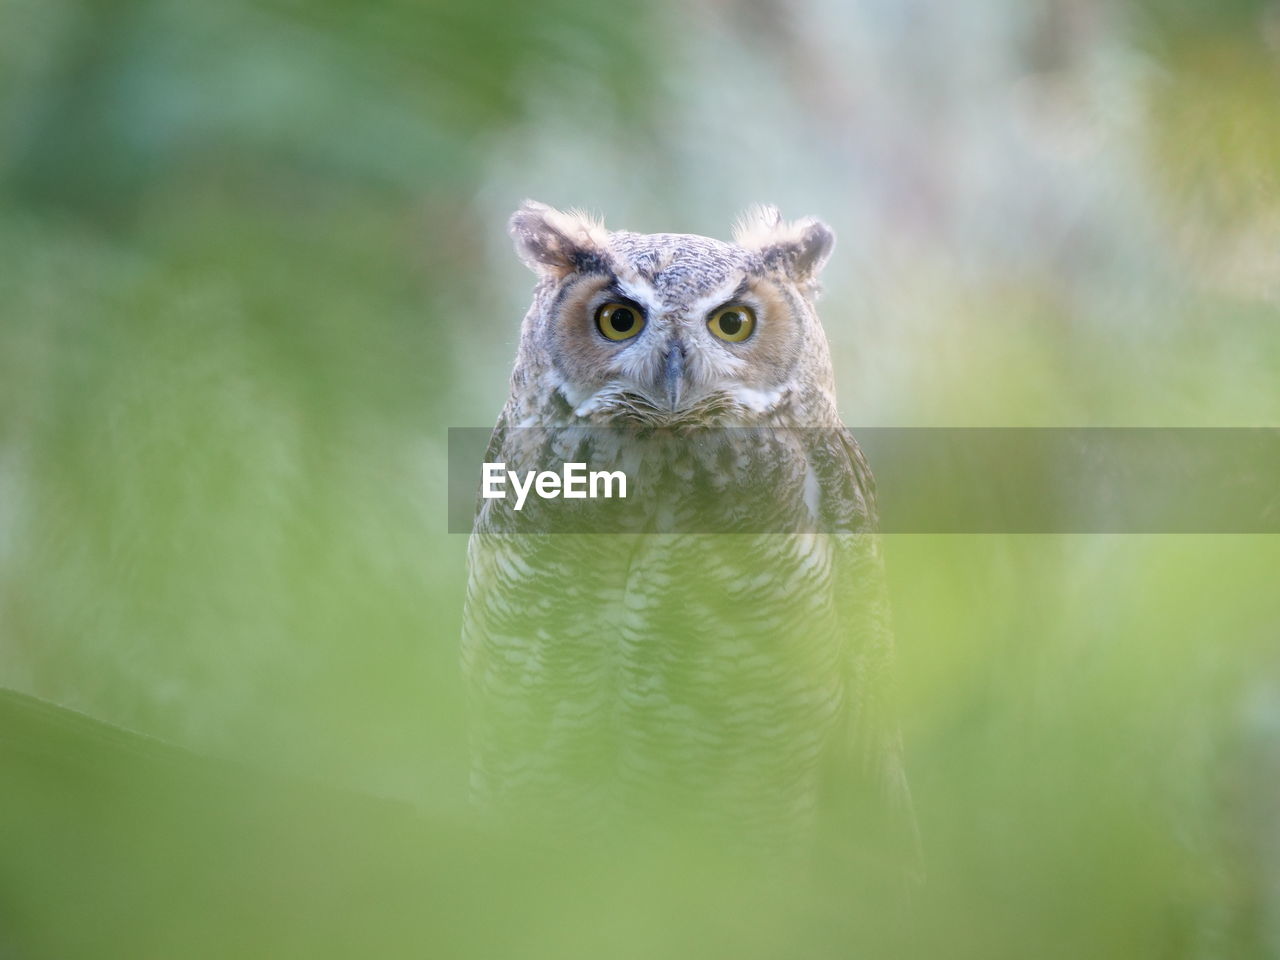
[1,0,1279,956]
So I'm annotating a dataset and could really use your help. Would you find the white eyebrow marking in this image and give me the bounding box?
[686,272,748,318]
[613,274,662,316]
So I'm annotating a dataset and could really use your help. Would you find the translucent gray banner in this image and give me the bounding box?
[448,428,1280,534]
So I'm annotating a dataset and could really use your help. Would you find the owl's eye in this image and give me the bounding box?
[596,302,645,342]
[707,304,756,342]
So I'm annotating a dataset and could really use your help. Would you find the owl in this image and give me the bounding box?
[462,201,918,867]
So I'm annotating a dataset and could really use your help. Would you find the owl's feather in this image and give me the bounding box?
[732,204,836,293]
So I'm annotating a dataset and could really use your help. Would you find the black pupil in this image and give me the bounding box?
[719,311,742,335]
[610,307,635,332]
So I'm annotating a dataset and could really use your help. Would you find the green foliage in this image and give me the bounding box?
[1,0,1278,956]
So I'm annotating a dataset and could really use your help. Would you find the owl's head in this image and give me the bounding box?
[507,200,839,426]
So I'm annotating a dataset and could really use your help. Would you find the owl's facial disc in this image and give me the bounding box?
[532,234,828,423]
[551,271,805,424]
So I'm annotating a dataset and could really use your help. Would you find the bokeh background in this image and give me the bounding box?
[2,0,1279,956]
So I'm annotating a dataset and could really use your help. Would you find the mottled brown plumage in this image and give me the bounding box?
[463,202,918,867]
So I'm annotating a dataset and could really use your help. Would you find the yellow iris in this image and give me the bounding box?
[707,304,756,342]
[596,302,645,341]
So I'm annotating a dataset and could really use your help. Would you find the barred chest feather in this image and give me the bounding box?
[463,425,872,839]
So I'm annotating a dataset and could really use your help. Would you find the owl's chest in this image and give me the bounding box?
[464,530,849,823]
[470,531,845,719]
[464,427,863,815]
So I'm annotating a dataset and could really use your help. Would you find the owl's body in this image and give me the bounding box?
[463,203,915,859]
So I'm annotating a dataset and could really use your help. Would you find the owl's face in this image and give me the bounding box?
[507,202,839,426]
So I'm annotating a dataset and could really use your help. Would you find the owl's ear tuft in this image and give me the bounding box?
[733,205,835,289]
[509,200,609,279]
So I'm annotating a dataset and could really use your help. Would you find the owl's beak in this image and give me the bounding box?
[662,341,686,411]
